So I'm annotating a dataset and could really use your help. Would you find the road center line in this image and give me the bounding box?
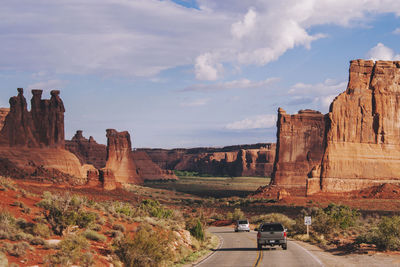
[291,241,325,267]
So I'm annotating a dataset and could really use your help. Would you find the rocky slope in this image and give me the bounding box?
[0,108,9,131]
[141,143,275,177]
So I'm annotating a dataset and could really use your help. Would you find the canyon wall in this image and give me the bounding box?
[65,130,107,169]
[140,143,275,177]
[271,109,326,188]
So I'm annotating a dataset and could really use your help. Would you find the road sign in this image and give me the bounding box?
[304,216,312,225]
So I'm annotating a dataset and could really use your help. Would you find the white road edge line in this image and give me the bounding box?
[194,233,223,266]
[291,241,325,267]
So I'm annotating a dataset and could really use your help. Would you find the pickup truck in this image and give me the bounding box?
[255,223,287,250]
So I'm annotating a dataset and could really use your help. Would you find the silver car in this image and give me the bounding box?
[235,219,250,232]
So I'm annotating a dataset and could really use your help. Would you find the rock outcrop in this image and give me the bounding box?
[140,143,275,177]
[271,109,326,189]
[0,89,86,183]
[0,108,9,131]
[103,129,177,185]
[318,60,400,193]
[66,130,107,169]
[268,60,400,195]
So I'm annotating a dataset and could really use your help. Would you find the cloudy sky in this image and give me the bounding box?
[0,0,399,148]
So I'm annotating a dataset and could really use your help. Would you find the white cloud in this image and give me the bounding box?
[180,98,209,107]
[393,28,400,34]
[1,1,400,78]
[182,77,279,91]
[231,8,257,39]
[289,79,347,96]
[366,43,400,61]
[226,114,277,130]
[194,52,224,81]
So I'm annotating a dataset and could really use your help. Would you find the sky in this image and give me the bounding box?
[0,0,400,148]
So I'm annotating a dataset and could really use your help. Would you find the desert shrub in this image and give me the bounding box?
[357,216,400,251]
[227,208,245,221]
[46,234,93,266]
[83,230,107,242]
[0,210,21,240]
[108,201,137,217]
[0,251,8,266]
[110,230,124,239]
[3,241,32,257]
[112,224,126,232]
[114,224,174,267]
[188,219,205,241]
[32,223,52,238]
[0,177,16,191]
[89,224,102,231]
[323,203,359,229]
[139,199,173,219]
[30,237,45,245]
[251,213,295,230]
[37,192,96,235]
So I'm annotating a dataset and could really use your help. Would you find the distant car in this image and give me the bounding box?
[255,222,287,250]
[234,219,250,232]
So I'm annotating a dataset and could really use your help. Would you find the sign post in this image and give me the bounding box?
[304,216,312,238]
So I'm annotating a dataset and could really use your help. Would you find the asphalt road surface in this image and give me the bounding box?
[197,227,325,267]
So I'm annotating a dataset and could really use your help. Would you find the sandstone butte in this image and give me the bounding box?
[269,59,400,196]
[139,143,276,177]
[0,88,176,189]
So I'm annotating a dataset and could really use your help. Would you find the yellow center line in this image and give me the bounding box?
[253,249,262,267]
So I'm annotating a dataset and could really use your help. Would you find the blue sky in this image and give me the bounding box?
[0,0,399,148]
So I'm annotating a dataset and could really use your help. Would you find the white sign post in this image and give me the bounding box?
[304,216,312,238]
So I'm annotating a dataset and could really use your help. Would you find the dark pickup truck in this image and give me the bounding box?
[255,223,287,250]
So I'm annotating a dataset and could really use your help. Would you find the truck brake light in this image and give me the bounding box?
[284,231,287,237]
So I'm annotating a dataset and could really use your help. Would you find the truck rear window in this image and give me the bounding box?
[238,220,248,224]
[261,224,284,232]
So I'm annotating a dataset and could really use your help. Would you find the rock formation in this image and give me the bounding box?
[103,129,177,185]
[0,108,9,131]
[271,109,326,189]
[0,88,86,183]
[140,143,276,177]
[317,60,400,193]
[65,130,107,169]
[268,60,400,195]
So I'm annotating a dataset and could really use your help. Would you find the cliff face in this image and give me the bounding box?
[65,130,107,169]
[271,109,326,188]
[141,143,275,177]
[0,89,86,182]
[319,60,400,192]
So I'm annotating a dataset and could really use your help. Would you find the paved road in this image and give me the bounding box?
[197,227,325,267]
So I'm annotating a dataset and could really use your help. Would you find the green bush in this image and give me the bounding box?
[114,224,174,267]
[37,192,96,235]
[188,219,205,241]
[227,208,245,221]
[323,203,359,229]
[140,199,173,219]
[32,223,52,238]
[251,213,295,230]
[46,234,93,266]
[357,216,400,251]
[83,230,107,242]
[30,237,45,245]
[3,241,32,257]
[112,224,126,233]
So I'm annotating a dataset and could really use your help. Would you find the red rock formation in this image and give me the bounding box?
[100,168,118,190]
[87,169,101,187]
[0,88,86,183]
[271,109,326,189]
[317,60,400,193]
[105,129,141,184]
[0,108,9,131]
[141,143,275,177]
[104,129,177,184]
[65,130,107,169]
